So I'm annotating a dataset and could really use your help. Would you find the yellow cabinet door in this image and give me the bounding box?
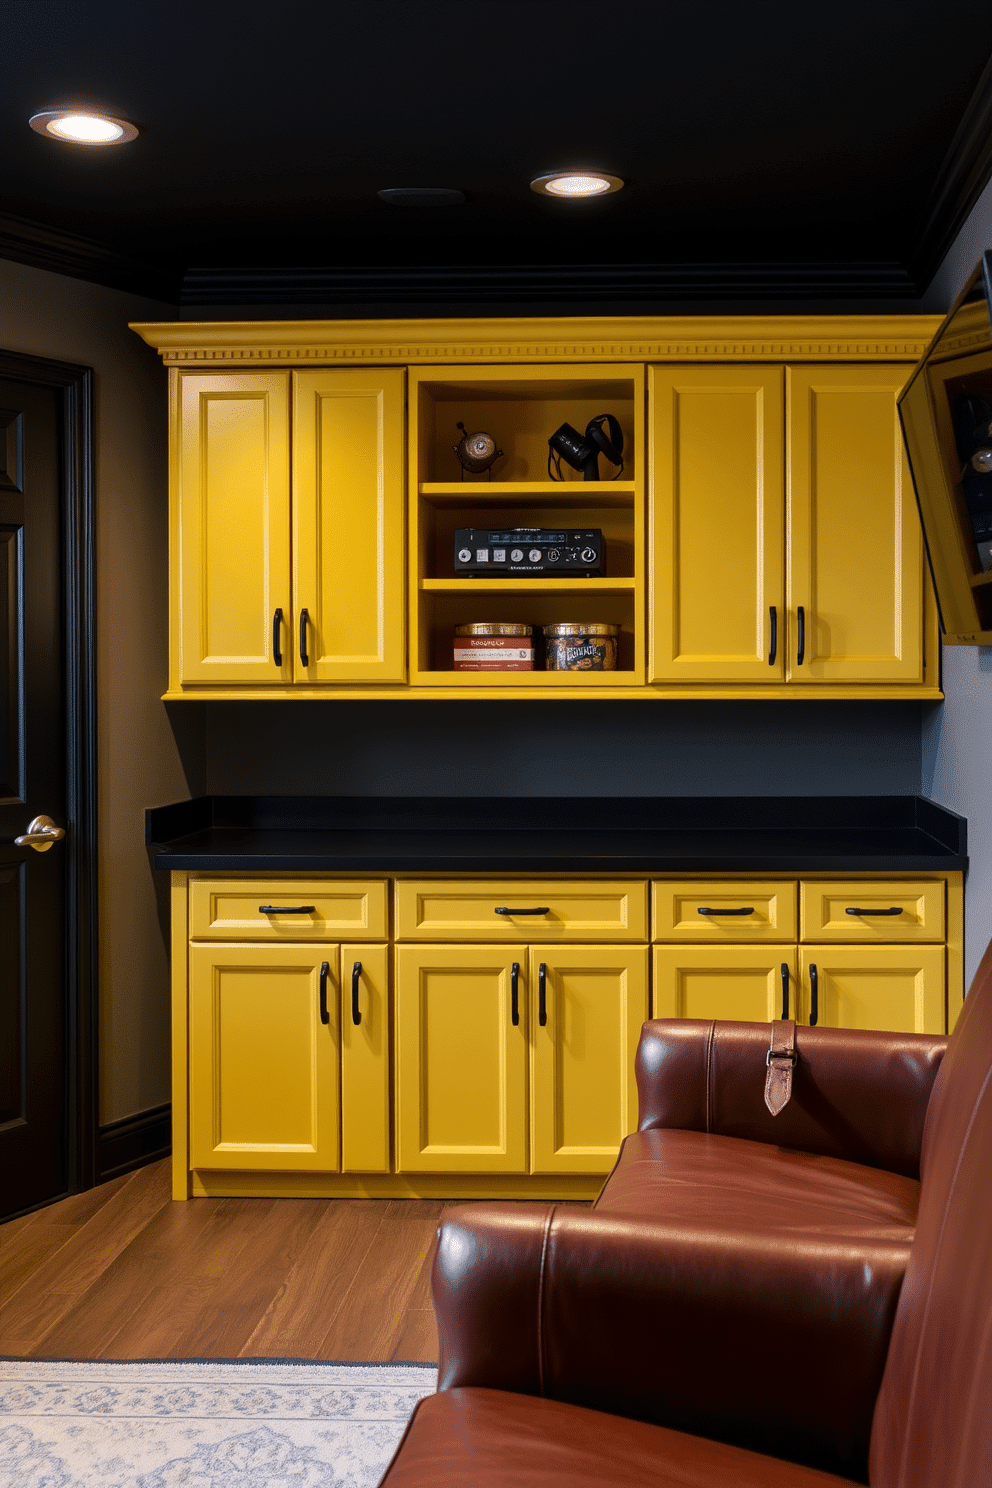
[787,365,922,683]
[340,944,390,1173]
[649,365,785,683]
[394,946,527,1174]
[653,946,798,1023]
[798,947,945,1034]
[177,372,291,685]
[530,947,648,1175]
[189,942,339,1171]
[292,370,406,683]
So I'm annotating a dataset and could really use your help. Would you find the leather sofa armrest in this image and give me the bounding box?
[637,1019,947,1178]
[434,1201,909,1480]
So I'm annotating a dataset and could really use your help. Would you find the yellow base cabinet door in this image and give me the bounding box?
[292,370,406,683]
[530,947,649,1175]
[798,946,945,1034]
[394,946,527,1174]
[649,365,785,684]
[340,944,390,1173]
[653,946,798,1023]
[189,943,339,1172]
[177,372,292,686]
[787,365,923,683]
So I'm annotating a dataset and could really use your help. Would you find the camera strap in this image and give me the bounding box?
[585,414,625,477]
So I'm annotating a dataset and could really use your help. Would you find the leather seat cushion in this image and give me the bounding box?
[381,1389,854,1488]
[596,1129,919,1238]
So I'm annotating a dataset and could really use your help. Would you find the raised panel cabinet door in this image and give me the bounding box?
[649,365,785,682]
[653,946,798,1023]
[798,946,946,1034]
[340,944,390,1173]
[177,372,291,685]
[293,369,406,682]
[188,943,340,1171]
[394,946,527,1174]
[530,947,649,1175]
[787,365,923,683]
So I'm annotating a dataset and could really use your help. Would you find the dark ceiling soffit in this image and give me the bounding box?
[908,49,992,291]
[0,210,181,302]
[181,260,917,305]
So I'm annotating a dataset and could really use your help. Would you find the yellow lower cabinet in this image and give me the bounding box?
[530,947,649,1175]
[798,946,946,1034]
[394,946,527,1174]
[340,945,390,1173]
[653,946,797,1023]
[189,942,340,1172]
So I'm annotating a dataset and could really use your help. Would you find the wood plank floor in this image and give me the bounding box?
[0,1161,444,1362]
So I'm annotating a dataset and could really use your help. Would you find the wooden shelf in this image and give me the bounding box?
[968,567,992,589]
[421,577,636,594]
[420,481,637,507]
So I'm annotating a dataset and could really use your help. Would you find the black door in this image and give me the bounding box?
[0,374,75,1218]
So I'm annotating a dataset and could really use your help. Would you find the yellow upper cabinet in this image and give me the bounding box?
[174,368,406,690]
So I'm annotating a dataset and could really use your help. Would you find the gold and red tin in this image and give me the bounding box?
[544,622,619,671]
[454,622,534,671]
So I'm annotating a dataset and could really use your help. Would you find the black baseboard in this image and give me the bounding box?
[98,1104,171,1183]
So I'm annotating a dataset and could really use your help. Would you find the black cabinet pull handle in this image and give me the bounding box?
[845,906,904,917]
[495,906,550,917]
[259,905,315,914]
[351,960,362,1025]
[538,961,548,1026]
[797,605,805,666]
[272,607,284,667]
[781,963,790,1020]
[319,960,330,1026]
[299,607,309,668]
[768,605,777,666]
[698,906,754,916]
[809,962,818,1026]
[511,961,520,1026]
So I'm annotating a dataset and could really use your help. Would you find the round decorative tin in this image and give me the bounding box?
[543,622,619,671]
[454,622,534,671]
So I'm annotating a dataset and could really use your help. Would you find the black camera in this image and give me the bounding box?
[548,414,624,481]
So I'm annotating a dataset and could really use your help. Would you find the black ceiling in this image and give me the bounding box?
[4,0,992,311]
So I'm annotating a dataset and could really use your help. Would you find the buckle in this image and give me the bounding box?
[766,1048,798,1067]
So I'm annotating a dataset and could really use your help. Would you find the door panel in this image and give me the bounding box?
[530,947,648,1174]
[340,943,390,1173]
[649,365,785,682]
[394,946,527,1173]
[799,946,945,1034]
[293,370,406,682]
[189,942,340,1170]
[653,946,797,1023]
[787,365,922,682]
[178,372,291,684]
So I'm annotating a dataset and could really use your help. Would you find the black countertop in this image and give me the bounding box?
[146,796,967,874]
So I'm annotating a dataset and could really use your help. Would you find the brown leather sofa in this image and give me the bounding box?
[381,940,992,1487]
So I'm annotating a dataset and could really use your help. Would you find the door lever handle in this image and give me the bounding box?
[15,815,66,852]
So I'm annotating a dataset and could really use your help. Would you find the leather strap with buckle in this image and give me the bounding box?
[764,1019,798,1117]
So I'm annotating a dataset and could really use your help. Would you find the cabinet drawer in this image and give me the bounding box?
[189,879,388,940]
[652,880,796,941]
[800,881,944,943]
[394,879,648,942]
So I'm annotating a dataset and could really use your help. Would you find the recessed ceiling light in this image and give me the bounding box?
[29,109,138,145]
[530,171,623,198]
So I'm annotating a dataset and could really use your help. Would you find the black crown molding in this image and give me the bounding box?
[0,209,181,303]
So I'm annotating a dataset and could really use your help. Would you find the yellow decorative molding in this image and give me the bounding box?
[132,314,943,367]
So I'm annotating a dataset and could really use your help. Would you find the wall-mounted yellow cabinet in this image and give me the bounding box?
[649,363,929,687]
[175,368,406,688]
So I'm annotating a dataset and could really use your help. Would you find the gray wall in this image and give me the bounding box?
[921,178,992,984]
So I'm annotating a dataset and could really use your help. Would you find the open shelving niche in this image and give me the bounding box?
[408,364,646,687]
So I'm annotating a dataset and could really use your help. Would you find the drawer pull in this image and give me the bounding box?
[781,962,790,1020]
[272,607,284,667]
[495,906,550,917]
[697,906,755,916]
[768,605,777,666]
[299,607,310,668]
[259,905,316,915]
[809,962,818,1026]
[351,960,362,1026]
[797,605,805,666]
[538,961,548,1026]
[511,961,520,1026]
[845,906,904,917]
[319,960,330,1026]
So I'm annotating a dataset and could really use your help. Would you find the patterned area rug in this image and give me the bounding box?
[0,1359,437,1488]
